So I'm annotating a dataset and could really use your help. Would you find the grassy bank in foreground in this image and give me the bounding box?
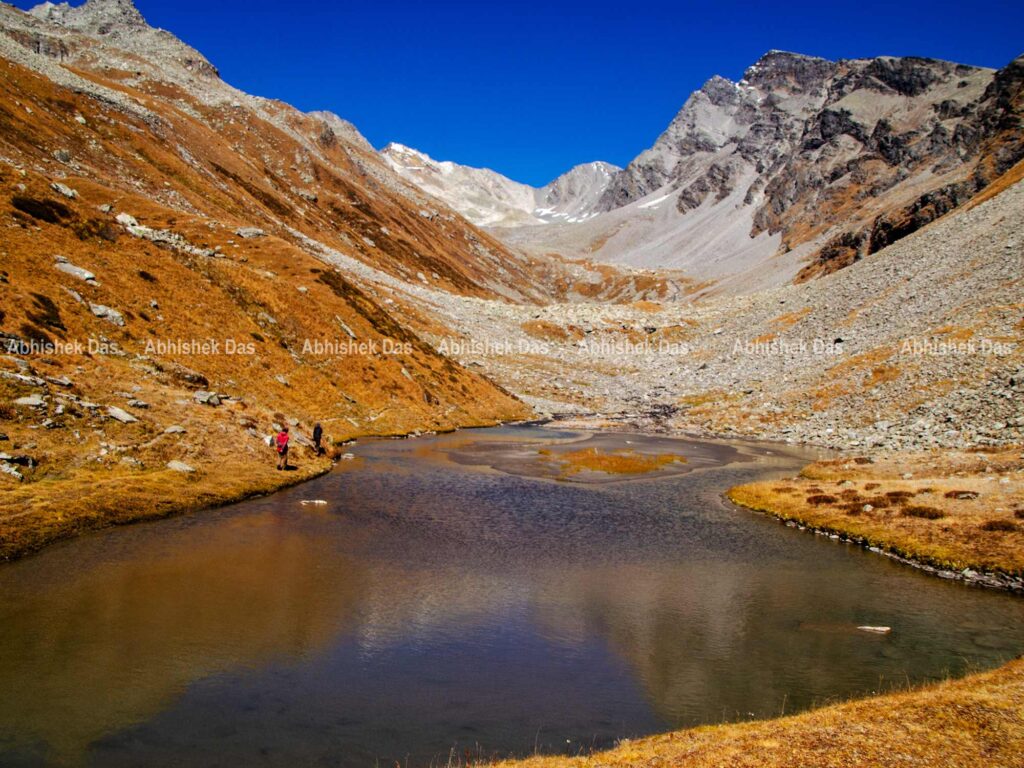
[728,448,1024,579]
[0,450,335,561]
[496,659,1024,768]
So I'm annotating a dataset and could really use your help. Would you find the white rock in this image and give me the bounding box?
[115,213,139,227]
[107,406,138,423]
[89,304,125,326]
[166,460,195,473]
[50,182,78,199]
[164,425,186,434]
[55,260,96,282]
[0,463,23,481]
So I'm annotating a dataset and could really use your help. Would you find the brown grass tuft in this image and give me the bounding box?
[901,505,945,520]
[981,519,1018,533]
[806,494,838,505]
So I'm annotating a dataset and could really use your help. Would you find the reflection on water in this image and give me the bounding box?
[1,427,1022,767]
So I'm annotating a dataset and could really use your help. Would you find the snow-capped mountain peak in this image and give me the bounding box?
[379,144,620,228]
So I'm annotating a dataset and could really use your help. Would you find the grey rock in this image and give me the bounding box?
[193,390,221,406]
[0,463,23,481]
[50,182,78,199]
[166,460,196,473]
[107,406,138,423]
[89,304,125,326]
[55,260,96,282]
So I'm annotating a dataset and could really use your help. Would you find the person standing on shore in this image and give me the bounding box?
[313,423,324,456]
[275,426,290,470]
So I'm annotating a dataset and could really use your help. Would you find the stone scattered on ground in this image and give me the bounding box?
[0,463,23,481]
[193,391,221,406]
[54,257,97,283]
[106,406,138,423]
[166,460,195,473]
[50,181,78,199]
[89,304,125,326]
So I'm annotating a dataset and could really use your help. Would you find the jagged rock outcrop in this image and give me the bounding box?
[25,0,220,79]
[497,49,1023,289]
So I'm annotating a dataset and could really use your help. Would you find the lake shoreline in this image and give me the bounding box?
[728,490,1024,593]
[0,415,521,563]
[2,423,1021,768]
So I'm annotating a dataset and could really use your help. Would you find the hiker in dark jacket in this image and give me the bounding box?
[275,426,290,470]
[313,423,324,455]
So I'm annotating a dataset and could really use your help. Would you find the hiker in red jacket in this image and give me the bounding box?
[275,426,290,470]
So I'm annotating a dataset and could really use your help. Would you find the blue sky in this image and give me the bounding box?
[15,0,1024,185]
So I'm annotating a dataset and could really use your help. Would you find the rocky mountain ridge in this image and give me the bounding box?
[380,142,619,227]
[409,49,1023,294]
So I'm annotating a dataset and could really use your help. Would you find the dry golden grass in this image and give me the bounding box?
[769,307,812,330]
[729,449,1024,574]
[677,390,737,409]
[547,447,687,477]
[494,658,1024,768]
[520,320,585,342]
[864,364,902,388]
[0,452,331,560]
[962,157,1024,211]
[630,300,663,314]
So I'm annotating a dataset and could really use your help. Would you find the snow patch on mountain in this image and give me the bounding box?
[380,143,619,228]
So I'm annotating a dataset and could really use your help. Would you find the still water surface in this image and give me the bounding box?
[1,426,1022,766]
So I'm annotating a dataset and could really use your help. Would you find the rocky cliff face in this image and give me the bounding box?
[590,50,1023,282]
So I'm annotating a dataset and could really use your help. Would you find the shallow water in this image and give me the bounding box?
[1,426,1022,767]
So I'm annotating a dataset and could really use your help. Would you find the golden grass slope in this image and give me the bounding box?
[495,658,1024,768]
[0,52,533,559]
[728,449,1024,575]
